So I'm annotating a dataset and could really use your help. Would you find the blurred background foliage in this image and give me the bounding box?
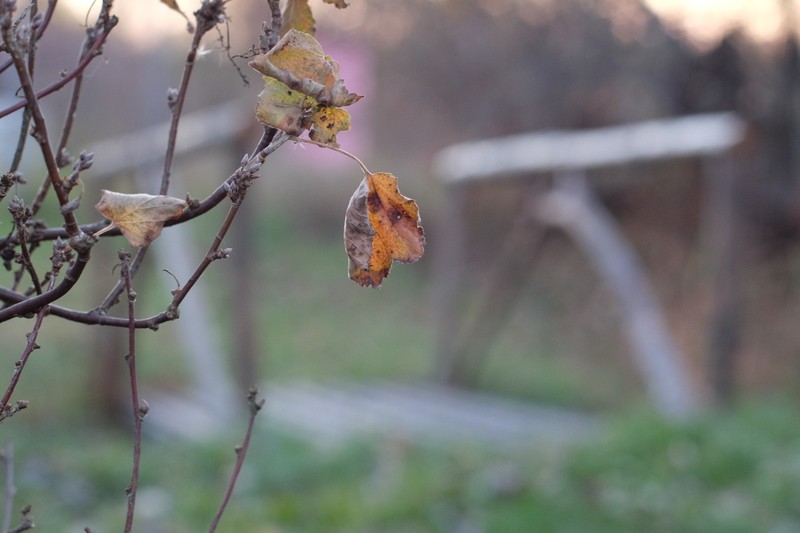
[3,0,800,530]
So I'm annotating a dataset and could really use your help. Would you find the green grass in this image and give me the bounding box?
[6,399,800,531]
[3,207,800,530]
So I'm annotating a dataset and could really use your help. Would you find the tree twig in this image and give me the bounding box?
[207,387,264,533]
[0,240,66,406]
[5,505,34,533]
[93,128,280,314]
[0,4,83,237]
[160,0,227,196]
[31,0,113,216]
[121,251,145,533]
[8,0,37,174]
[0,235,87,322]
[0,15,116,120]
[0,134,285,326]
[8,197,42,295]
[0,0,55,75]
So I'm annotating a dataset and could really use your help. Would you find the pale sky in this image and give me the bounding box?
[60,0,794,50]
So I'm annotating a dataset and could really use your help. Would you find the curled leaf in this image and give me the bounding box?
[94,190,187,248]
[323,0,349,7]
[249,30,362,138]
[344,173,425,287]
[255,77,313,136]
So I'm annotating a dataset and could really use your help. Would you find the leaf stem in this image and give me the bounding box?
[290,136,371,175]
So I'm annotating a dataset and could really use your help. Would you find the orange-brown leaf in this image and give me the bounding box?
[344,173,425,287]
[94,190,187,248]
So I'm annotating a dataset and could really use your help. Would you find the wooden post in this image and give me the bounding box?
[704,154,741,405]
[445,185,548,386]
[536,173,699,419]
[434,185,469,382]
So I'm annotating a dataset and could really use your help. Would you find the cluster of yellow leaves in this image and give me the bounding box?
[249,30,361,147]
[150,0,426,287]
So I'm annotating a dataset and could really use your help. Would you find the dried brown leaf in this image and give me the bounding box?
[344,173,425,287]
[94,190,187,248]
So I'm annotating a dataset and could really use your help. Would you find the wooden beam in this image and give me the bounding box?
[434,112,745,184]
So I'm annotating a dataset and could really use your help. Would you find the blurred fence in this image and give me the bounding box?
[432,112,747,419]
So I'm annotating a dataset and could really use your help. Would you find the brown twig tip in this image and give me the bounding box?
[7,504,34,533]
[0,400,29,423]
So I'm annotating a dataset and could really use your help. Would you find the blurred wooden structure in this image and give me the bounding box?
[433,112,747,418]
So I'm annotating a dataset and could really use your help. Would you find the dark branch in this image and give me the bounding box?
[121,252,144,533]
[207,387,264,532]
[0,16,116,120]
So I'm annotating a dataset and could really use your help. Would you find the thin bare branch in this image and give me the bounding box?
[0,236,87,323]
[5,505,34,533]
[1,4,81,237]
[8,0,36,174]
[8,197,42,295]
[160,0,228,196]
[93,128,281,314]
[0,0,55,75]
[0,133,286,327]
[0,239,66,405]
[208,387,264,533]
[120,251,144,533]
[0,15,116,120]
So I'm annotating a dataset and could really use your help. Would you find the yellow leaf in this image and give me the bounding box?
[281,0,316,37]
[344,173,425,287]
[255,77,315,134]
[94,190,187,248]
[248,30,362,112]
[323,0,349,8]
[309,107,350,146]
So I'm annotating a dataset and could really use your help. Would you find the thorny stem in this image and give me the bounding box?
[121,253,144,533]
[208,388,264,533]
